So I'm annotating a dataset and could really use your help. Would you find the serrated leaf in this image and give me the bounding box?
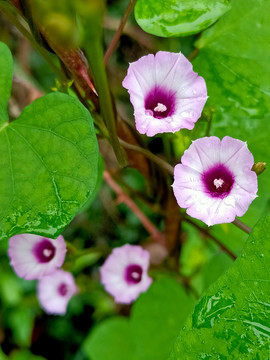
[134,0,231,37]
[191,0,270,253]
[0,42,99,240]
[169,216,270,359]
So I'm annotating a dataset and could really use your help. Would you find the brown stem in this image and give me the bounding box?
[104,16,157,52]
[232,218,251,234]
[103,170,165,246]
[188,48,199,62]
[119,139,174,175]
[184,217,237,260]
[104,0,137,66]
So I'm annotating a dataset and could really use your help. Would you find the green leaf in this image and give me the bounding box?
[7,307,35,347]
[0,42,99,240]
[131,277,195,360]
[10,350,46,360]
[134,0,231,37]
[0,42,13,123]
[191,0,270,253]
[84,278,195,360]
[84,317,134,360]
[169,216,270,359]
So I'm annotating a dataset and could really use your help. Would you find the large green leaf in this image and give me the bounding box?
[0,43,99,240]
[0,41,13,123]
[169,216,270,359]
[84,317,134,360]
[191,0,270,253]
[134,0,231,37]
[84,277,195,360]
[131,277,195,360]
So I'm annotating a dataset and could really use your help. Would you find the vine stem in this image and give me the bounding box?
[104,0,137,66]
[103,170,165,246]
[119,139,174,175]
[232,218,252,234]
[0,1,65,80]
[184,217,237,260]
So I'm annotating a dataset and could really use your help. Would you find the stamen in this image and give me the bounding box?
[131,272,140,279]
[43,249,53,257]
[154,103,167,112]
[213,178,224,189]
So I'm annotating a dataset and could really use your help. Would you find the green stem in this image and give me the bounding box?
[119,139,174,175]
[0,1,65,81]
[85,40,126,166]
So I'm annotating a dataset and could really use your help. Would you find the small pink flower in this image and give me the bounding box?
[172,136,258,226]
[8,234,66,280]
[37,269,77,315]
[122,51,207,136]
[100,244,152,304]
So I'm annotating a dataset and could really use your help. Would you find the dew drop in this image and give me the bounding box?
[260,253,264,257]
[193,89,197,95]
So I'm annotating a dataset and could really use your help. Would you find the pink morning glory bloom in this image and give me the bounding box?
[100,244,152,304]
[172,136,258,226]
[122,51,207,137]
[37,269,77,315]
[8,234,66,280]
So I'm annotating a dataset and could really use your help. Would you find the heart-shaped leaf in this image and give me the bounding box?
[169,216,270,359]
[134,0,231,37]
[0,42,99,240]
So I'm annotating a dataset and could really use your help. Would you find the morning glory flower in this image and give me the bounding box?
[37,269,77,315]
[172,136,258,226]
[8,234,66,280]
[122,51,207,136]
[100,244,152,304]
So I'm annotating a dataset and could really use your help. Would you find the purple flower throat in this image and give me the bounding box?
[58,283,68,296]
[145,86,175,119]
[33,239,56,263]
[202,164,235,198]
[125,264,143,285]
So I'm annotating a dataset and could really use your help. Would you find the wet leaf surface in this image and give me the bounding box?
[169,216,270,359]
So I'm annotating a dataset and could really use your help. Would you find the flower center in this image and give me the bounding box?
[32,239,56,263]
[125,264,143,285]
[58,283,68,296]
[145,86,175,119]
[43,248,53,257]
[202,164,234,199]
[213,178,224,189]
[154,103,167,112]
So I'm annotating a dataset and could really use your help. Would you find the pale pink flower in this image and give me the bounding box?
[172,136,258,226]
[8,234,66,280]
[37,269,77,315]
[100,244,152,304]
[122,51,207,136]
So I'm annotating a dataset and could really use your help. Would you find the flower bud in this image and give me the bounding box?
[252,162,266,175]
